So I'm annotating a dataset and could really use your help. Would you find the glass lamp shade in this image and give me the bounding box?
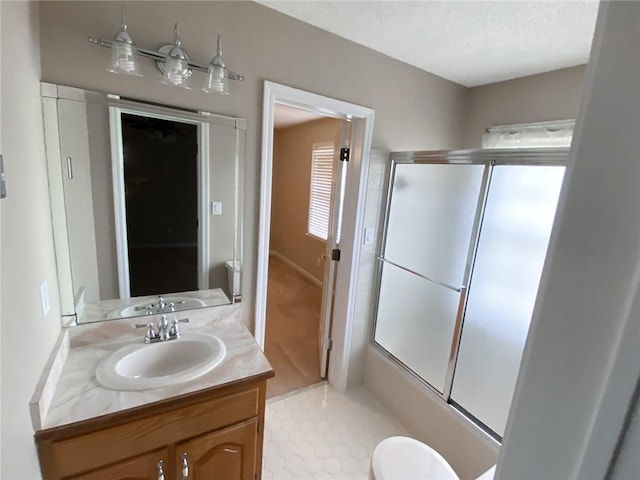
[203,64,229,95]
[108,38,142,76]
[107,8,142,76]
[161,51,191,88]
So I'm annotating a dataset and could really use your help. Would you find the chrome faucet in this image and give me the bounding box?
[158,314,170,341]
[135,315,190,343]
[157,296,166,313]
[134,296,169,315]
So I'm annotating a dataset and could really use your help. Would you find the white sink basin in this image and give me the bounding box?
[96,333,226,391]
[108,296,207,319]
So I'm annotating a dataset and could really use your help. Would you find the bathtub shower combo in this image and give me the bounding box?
[370,149,566,470]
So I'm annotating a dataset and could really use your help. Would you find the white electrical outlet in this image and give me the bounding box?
[364,227,375,245]
[40,280,50,317]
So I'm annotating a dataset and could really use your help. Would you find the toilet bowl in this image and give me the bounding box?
[224,260,241,295]
[369,436,460,480]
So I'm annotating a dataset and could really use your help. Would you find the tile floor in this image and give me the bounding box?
[263,382,409,479]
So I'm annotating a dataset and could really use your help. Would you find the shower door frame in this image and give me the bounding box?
[371,147,569,440]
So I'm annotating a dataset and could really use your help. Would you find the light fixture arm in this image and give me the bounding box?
[120,7,128,31]
[173,23,182,47]
[217,35,223,57]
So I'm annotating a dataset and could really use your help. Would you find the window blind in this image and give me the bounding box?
[308,142,335,241]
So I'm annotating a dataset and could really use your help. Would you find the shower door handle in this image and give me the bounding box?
[66,157,74,180]
[443,288,468,398]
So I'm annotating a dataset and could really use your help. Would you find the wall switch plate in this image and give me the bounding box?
[211,201,222,215]
[0,154,7,199]
[40,280,50,317]
[364,227,375,245]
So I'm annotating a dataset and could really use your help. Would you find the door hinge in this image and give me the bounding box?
[331,248,341,261]
[339,147,350,162]
[327,338,333,351]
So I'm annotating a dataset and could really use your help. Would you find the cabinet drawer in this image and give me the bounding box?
[42,388,259,478]
[68,448,168,480]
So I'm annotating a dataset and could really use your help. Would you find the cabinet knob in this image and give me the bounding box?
[157,459,165,480]
[181,452,189,479]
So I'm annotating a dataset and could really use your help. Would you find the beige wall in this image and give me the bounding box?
[38,0,468,327]
[462,65,587,148]
[271,118,343,282]
[1,1,62,477]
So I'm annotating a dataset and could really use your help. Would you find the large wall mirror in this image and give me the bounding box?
[42,83,244,324]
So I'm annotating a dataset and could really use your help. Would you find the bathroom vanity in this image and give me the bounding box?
[36,379,266,479]
[31,305,273,480]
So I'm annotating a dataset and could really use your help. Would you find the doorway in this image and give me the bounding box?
[109,107,210,299]
[257,81,375,392]
[121,113,198,296]
[265,107,346,397]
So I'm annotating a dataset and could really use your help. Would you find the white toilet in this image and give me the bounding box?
[369,436,460,480]
[224,260,241,295]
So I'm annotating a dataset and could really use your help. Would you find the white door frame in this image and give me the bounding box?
[257,81,375,389]
[109,107,210,298]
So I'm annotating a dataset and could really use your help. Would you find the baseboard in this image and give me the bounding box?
[269,250,323,288]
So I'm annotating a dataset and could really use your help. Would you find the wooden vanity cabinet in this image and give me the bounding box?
[35,375,271,480]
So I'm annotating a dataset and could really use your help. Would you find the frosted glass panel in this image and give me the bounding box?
[451,165,565,436]
[374,262,462,393]
[384,164,485,287]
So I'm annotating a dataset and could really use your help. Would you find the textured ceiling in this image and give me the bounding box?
[274,104,326,128]
[258,0,599,87]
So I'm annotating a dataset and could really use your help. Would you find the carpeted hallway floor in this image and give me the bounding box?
[264,254,323,398]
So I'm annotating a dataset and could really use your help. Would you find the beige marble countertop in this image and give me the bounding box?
[31,304,273,431]
[77,288,232,324]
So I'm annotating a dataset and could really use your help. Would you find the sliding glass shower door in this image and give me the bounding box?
[374,163,486,393]
[450,165,565,436]
[372,149,567,438]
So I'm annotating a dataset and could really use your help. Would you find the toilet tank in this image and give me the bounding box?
[224,260,241,296]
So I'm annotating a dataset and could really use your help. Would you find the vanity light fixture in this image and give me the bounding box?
[89,7,244,93]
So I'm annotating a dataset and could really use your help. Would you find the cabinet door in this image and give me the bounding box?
[69,448,168,480]
[177,419,257,480]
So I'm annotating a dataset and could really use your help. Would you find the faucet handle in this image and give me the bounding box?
[169,318,190,338]
[135,322,156,343]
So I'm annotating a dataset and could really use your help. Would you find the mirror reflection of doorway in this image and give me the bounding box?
[121,113,198,297]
